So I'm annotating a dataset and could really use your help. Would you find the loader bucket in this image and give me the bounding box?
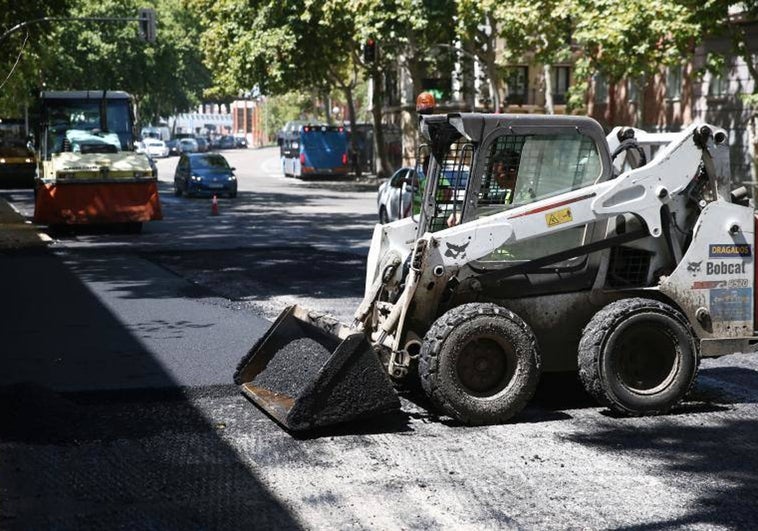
[234,305,400,432]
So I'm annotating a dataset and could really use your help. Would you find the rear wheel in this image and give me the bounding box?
[173,182,182,197]
[578,297,698,416]
[419,303,541,425]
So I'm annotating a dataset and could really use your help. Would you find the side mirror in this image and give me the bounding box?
[230,167,236,171]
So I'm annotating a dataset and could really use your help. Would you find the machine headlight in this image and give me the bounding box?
[134,171,145,178]
[228,174,236,180]
[191,174,202,181]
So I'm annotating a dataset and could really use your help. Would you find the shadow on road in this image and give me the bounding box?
[0,249,301,528]
[147,246,366,303]
[567,413,758,529]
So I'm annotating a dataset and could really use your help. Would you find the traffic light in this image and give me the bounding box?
[139,8,156,43]
[363,38,376,63]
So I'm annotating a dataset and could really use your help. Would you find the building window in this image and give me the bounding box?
[552,66,570,105]
[506,66,529,105]
[708,67,730,98]
[594,74,608,104]
[666,66,682,100]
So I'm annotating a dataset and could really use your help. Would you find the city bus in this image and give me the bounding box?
[34,90,162,230]
[279,123,348,178]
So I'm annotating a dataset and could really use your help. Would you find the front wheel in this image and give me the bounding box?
[578,297,698,416]
[419,303,541,425]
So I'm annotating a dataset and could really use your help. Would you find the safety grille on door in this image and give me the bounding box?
[428,141,473,233]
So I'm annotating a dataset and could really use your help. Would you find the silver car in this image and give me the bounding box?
[377,167,419,224]
[178,138,199,154]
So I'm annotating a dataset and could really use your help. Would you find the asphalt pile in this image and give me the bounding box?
[251,337,332,398]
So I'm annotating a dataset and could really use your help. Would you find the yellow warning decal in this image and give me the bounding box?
[546,208,572,227]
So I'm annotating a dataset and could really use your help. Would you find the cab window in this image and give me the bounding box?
[475,131,602,263]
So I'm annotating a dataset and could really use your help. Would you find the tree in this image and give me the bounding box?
[455,0,502,112]
[490,0,574,114]
[568,0,700,121]
[42,0,209,126]
[686,1,758,177]
[0,1,71,116]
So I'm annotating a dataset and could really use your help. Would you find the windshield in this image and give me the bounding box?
[44,98,134,154]
[476,132,602,217]
[192,155,229,169]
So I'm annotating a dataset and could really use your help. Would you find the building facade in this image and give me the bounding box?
[381,20,757,181]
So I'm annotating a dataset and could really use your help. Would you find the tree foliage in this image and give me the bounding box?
[0,0,70,115]
[568,0,701,109]
[0,0,209,124]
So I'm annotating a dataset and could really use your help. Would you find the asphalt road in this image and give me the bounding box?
[2,147,758,529]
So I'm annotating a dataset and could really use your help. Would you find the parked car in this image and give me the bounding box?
[195,137,209,153]
[166,139,181,156]
[173,153,237,198]
[178,138,199,154]
[377,166,467,224]
[217,135,236,150]
[143,138,169,158]
[0,139,36,188]
[377,167,421,224]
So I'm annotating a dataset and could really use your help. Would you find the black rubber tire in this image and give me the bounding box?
[379,205,389,224]
[578,297,699,416]
[229,191,237,199]
[419,303,541,425]
[173,184,182,197]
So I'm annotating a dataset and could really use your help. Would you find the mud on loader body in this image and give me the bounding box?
[236,113,758,431]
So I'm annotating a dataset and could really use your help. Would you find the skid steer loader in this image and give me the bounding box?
[236,113,757,431]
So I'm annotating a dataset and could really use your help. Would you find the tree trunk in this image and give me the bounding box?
[405,56,423,166]
[543,64,554,115]
[324,93,333,125]
[371,67,392,177]
[343,85,361,178]
[733,28,758,181]
[484,57,500,113]
[635,77,645,129]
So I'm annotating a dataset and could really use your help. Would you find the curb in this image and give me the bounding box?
[0,197,50,250]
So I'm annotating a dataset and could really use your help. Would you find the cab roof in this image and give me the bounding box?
[40,90,132,100]
[419,112,606,145]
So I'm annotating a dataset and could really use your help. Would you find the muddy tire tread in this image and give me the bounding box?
[578,297,699,416]
[419,303,540,425]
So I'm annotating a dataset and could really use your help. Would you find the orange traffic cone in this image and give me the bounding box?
[211,194,219,216]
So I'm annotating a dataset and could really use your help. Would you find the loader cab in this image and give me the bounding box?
[419,113,613,297]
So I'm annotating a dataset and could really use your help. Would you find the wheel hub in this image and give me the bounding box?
[614,322,679,394]
[456,336,515,397]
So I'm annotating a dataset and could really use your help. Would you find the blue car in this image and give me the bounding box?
[173,153,237,198]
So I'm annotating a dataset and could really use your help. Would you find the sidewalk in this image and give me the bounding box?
[0,196,49,250]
